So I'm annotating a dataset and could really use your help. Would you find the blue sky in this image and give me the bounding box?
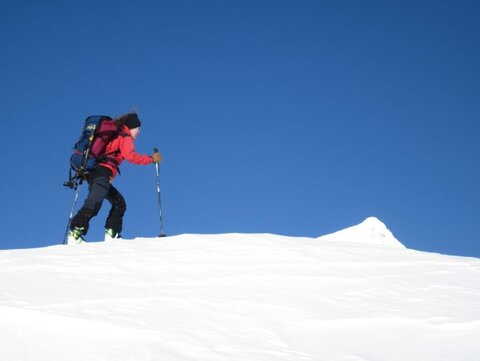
[0,0,479,257]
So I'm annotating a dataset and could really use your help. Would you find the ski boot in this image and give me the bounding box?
[68,227,86,245]
[105,228,122,242]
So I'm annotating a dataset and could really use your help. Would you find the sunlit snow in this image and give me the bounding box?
[1,217,479,360]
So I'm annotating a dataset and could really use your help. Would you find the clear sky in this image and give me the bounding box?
[0,0,479,257]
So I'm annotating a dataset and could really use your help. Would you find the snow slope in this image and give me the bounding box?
[1,217,479,361]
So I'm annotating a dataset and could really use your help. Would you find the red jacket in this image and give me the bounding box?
[99,126,153,178]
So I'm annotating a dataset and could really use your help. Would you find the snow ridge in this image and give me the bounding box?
[0,217,479,361]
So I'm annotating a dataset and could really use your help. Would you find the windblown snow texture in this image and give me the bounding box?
[1,217,479,361]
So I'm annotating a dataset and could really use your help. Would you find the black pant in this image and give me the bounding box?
[70,166,126,235]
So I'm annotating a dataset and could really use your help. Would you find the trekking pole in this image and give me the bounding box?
[154,148,167,237]
[63,181,82,244]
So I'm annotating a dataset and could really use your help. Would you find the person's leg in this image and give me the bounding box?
[70,167,112,234]
[105,184,127,236]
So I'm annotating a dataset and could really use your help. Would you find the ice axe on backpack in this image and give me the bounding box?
[154,148,167,237]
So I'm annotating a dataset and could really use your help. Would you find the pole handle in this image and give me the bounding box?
[153,147,158,153]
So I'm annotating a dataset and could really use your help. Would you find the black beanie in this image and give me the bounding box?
[123,113,142,129]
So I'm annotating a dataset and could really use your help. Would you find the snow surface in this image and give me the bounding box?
[317,217,406,249]
[1,217,479,361]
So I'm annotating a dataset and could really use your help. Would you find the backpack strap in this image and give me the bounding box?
[99,132,132,170]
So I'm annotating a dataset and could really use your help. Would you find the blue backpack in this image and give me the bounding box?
[64,115,120,188]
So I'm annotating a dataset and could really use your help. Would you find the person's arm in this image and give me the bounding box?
[119,136,154,165]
